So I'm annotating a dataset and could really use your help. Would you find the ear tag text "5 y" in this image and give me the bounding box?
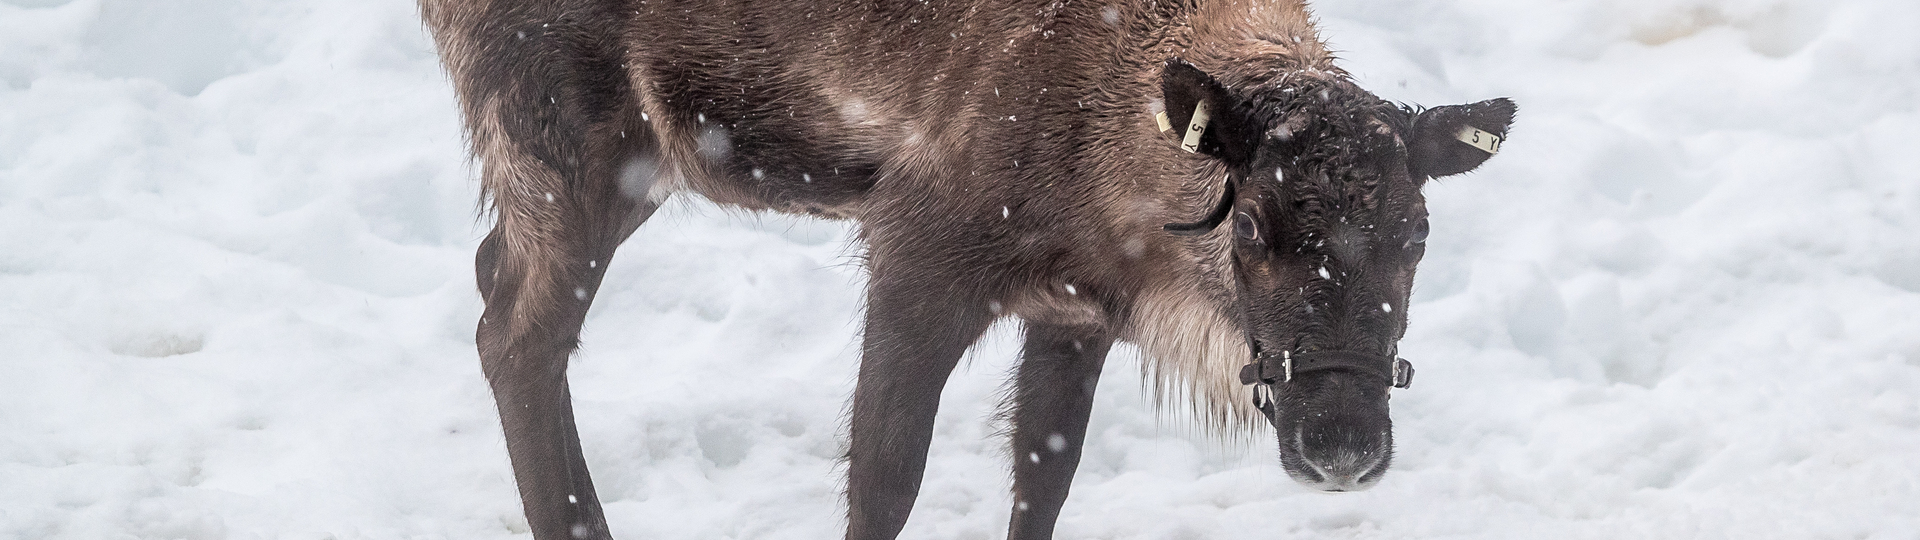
[1455,126,1502,154]
[1181,100,1211,153]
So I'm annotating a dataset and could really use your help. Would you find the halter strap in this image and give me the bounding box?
[1238,350,1414,389]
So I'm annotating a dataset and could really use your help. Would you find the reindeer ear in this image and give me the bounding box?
[1161,58,1257,165]
[1407,98,1516,179]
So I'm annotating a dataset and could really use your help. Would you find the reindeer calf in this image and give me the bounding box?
[423,1,1514,538]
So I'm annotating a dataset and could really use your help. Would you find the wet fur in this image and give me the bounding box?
[423,1,1502,538]
[429,0,1324,434]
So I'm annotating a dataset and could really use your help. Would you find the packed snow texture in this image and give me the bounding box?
[3,0,1918,538]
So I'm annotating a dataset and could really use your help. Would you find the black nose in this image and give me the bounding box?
[1290,418,1389,492]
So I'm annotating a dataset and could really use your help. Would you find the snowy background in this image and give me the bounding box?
[3,0,1918,538]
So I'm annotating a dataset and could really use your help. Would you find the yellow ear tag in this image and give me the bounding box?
[1181,100,1211,153]
[1155,111,1173,133]
[1454,126,1502,154]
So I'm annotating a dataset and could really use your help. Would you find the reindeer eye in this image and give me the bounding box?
[1409,218,1430,245]
[1233,212,1259,242]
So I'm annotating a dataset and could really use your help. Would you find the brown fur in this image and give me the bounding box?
[423,1,1512,538]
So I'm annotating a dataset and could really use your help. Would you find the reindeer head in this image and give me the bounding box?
[1159,59,1514,492]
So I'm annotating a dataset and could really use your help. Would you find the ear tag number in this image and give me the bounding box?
[1454,126,1502,154]
[1181,100,1211,153]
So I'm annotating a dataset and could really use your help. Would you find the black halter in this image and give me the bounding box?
[1239,349,1414,389]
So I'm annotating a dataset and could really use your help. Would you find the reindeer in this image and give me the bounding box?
[422,0,1513,538]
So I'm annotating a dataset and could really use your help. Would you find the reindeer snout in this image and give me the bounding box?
[1286,418,1391,492]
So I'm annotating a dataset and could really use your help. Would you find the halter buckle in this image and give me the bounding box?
[1391,357,1415,389]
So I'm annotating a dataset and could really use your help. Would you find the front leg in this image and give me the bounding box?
[844,267,996,540]
[1006,323,1111,540]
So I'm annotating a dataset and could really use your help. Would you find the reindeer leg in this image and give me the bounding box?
[1005,323,1111,540]
[470,104,660,538]
[843,265,996,540]
[426,2,669,536]
[476,181,657,540]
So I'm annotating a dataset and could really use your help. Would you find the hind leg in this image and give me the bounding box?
[474,200,654,540]
[472,132,658,540]
[460,68,661,540]
[428,3,667,537]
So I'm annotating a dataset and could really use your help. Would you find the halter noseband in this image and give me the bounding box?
[1239,350,1414,389]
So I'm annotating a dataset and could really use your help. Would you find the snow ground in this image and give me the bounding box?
[2,0,1917,538]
